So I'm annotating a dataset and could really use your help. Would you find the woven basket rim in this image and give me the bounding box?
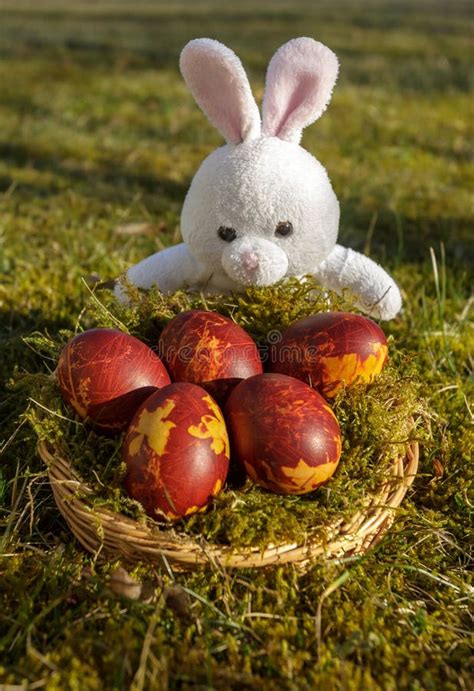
[38,435,419,570]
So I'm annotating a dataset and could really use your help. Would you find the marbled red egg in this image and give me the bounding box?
[270,312,388,398]
[123,383,230,520]
[158,310,263,403]
[226,373,342,495]
[57,328,170,432]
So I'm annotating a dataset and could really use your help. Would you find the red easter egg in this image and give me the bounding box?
[57,328,170,432]
[158,310,263,403]
[270,312,388,398]
[226,373,342,495]
[123,383,230,520]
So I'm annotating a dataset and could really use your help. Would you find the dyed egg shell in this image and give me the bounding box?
[57,328,170,432]
[226,373,342,495]
[158,310,263,403]
[270,312,388,398]
[123,382,230,520]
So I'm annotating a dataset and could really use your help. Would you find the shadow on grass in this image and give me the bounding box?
[0,307,71,490]
[0,2,472,92]
[0,141,188,203]
[0,306,73,384]
[339,199,474,266]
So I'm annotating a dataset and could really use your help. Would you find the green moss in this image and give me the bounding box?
[21,281,422,550]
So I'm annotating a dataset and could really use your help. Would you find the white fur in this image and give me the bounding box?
[116,37,402,321]
[314,245,402,320]
[221,236,289,287]
[180,137,339,284]
[114,243,209,299]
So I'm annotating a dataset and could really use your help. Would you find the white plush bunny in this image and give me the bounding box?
[116,37,402,320]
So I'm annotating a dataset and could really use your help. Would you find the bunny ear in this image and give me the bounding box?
[262,38,339,144]
[180,38,261,145]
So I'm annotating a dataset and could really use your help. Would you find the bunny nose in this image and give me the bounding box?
[221,236,289,287]
[242,252,259,271]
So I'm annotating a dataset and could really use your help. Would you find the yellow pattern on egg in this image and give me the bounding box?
[360,343,388,376]
[184,505,200,516]
[212,478,222,496]
[280,458,336,493]
[188,415,230,457]
[128,399,176,457]
[322,343,388,395]
[191,335,224,378]
[187,395,230,457]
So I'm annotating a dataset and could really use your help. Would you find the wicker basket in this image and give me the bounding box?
[38,439,419,570]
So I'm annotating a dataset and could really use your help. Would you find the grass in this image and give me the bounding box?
[0,1,472,688]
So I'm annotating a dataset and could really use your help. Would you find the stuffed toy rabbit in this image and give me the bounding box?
[115,37,402,320]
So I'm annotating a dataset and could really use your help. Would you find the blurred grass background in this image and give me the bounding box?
[0,1,472,689]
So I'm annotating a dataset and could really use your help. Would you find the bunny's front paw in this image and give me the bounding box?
[314,245,402,321]
[359,283,402,321]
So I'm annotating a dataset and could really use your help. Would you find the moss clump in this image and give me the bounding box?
[23,279,422,550]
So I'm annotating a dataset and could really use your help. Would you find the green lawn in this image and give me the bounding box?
[0,1,472,688]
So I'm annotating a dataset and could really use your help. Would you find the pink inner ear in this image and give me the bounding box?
[262,38,339,143]
[180,39,261,145]
[272,74,316,139]
[191,56,249,143]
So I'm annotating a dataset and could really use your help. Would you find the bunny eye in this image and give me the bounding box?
[218,226,237,242]
[275,221,293,237]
